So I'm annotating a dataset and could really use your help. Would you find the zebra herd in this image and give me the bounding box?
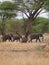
[0,33,44,42]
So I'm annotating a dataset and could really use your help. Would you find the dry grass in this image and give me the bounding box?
[0,34,49,65]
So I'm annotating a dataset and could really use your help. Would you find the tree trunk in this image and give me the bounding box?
[1,16,6,36]
[15,17,33,43]
[22,17,34,43]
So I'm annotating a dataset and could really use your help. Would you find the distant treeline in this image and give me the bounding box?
[0,17,49,35]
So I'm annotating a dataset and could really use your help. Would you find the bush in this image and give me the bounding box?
[0,17,49,35]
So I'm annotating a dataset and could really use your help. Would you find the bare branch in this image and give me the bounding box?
[34,9,43,19]
[32,2,44,17]
[22,10,29,18]
[16,31,22,38]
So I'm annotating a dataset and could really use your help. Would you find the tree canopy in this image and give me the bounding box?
[0,0,49,42]
[0,1,17,19]
[13,0,49,19]
[0,1,17,35]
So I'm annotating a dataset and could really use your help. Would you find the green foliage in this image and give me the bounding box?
[5,18,49,34]
[0,17,49,34]
[0,1,17,19]
[5,10,17,18]
[0,1,17,10]
[44,0,49,11]
[5,19,24,34]
[32,17,49,33]
[13,0,49,12]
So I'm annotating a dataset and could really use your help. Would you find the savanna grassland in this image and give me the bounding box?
[0,33,49,65]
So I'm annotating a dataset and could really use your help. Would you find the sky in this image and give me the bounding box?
[0,0,49,19]
[0,0,11,2]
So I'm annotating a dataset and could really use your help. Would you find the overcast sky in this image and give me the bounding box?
[0,0,49,19]
[0,0,11,2]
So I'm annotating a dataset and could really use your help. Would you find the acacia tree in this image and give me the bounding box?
[0,0,49,42]
[0,1,17,35]
[12,0,49,42]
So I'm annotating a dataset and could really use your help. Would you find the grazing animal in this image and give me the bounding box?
[29,33,43,42]
[2,34,13,42]
[12,35,21,42]
[38,33,44,41]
